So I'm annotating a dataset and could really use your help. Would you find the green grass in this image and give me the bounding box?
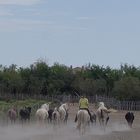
[0,99,50,112]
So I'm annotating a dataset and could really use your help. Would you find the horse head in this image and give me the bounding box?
[98,102,105,108]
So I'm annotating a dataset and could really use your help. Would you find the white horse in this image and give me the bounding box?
[41,103,49,111]
[96,102,110,129]
[36,103,49,125]
[58,103,69,123]
[76,110,90,135]
[52,107,60,125]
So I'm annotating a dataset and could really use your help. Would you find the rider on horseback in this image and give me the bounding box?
[75,95,93,123]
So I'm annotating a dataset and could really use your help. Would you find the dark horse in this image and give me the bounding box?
[48,109,54,123]
[19,107,31,122]
[125,112,134,128]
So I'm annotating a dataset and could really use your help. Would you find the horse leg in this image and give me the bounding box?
[128,122,132,128]
[21,119,24,127]
[106,116,109,125]
[102,119,106,132]
[28,118,30,124]
[93,114,97,125]
[81,122,86,135]
[99,118,102,126]
[12,118,15,124]
[14,119,16,124]
[76,121,80,130]
[82,123,85,135]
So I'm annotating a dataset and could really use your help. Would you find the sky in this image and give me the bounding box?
[0,0,140,68]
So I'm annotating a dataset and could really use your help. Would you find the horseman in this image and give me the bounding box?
[75,95,93,123]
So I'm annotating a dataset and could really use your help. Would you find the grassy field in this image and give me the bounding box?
[0,99,48,111]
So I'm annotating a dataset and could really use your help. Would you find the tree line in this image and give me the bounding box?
[0,60,140,101]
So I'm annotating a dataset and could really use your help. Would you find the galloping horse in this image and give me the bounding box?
[36,103,49,125]
[96,102,110,129]
[19,107,31,123]
[125,112,134,128]
[8,108,17,124]
[48,109,54,123]
[58,103,69,123]
[76,109,90,135]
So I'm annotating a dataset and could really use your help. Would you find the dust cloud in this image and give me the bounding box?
[0,120,133,140]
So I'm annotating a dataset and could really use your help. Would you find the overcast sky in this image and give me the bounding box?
[0,0,140,68]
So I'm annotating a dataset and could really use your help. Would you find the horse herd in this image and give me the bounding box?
[7,102,135,135]
[7,103,69,125]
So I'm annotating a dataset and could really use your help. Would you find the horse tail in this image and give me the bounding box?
[92,113,96,123]
[64,111,68,122]
[78,111,87,123]
[106,116,109,125]
[101,109,104,119]
[77,110,89,134]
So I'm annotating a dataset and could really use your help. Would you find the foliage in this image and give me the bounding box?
[113,76,140,100]
[0,61,140,100]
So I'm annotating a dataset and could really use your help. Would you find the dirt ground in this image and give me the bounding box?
[0,103,140,140]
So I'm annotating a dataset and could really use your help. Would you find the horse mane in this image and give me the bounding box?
[101,109,104,119]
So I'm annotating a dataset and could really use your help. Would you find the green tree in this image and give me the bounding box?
[113,76,140,100]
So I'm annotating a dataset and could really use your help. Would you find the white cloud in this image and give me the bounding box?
[0,0,42,5]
